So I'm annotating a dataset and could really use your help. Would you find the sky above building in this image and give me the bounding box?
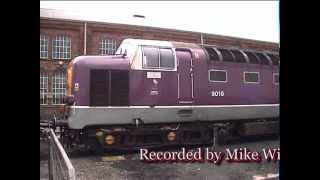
[40,1,279,43]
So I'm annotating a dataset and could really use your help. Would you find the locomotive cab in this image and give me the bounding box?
[64,39,177,109]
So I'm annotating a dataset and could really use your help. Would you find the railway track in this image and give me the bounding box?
[41,120,279,156]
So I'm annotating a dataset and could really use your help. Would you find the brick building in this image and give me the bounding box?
[40,8,279,120]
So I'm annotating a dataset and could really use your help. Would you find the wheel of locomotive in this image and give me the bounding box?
[199,127,213,144]
[83,137,105,155]
[217,126,231,145]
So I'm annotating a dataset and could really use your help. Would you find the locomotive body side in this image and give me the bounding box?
[65,39,279,130]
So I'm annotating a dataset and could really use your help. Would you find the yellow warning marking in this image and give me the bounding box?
[253,173,279,180]
[101,156,126,161]
[105,135,115,145]
[167,132,176,141]
[96,131,103,137]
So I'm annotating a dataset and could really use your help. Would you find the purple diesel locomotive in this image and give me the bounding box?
[62,38,279,150]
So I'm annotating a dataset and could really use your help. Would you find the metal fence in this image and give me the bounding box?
[48,129,76,180]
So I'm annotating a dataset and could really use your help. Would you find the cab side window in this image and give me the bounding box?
[142,46,175,69]
[142,46,159,68]
[160,48,174,68]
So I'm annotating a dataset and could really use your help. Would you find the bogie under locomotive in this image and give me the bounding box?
[61,39,279,150]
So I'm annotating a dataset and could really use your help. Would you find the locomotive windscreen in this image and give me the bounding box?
[90,70,129,106]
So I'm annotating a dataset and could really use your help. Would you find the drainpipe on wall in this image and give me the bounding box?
[200,33,204,46]
[84,22,87,55]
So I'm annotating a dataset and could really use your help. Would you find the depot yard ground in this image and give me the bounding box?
[40,139,279,180]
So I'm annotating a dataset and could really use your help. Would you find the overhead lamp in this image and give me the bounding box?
[133,14,145,19]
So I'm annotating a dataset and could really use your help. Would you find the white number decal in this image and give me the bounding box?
[147,72,161,79]
[211,91,224,97]
[74,83,79,92]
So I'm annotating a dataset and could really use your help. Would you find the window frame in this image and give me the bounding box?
[40,34,48,59]
[52,35,72,60]
[99,38,117,55]
[159,48,175,69]
[52,71,66,105]
[243,71,260,84]
[208,69,228,83]
[273,73,279,85]
[141,45,176,70]
[40,72,49,105]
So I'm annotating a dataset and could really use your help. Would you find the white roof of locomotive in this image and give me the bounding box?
[121,39,173,47]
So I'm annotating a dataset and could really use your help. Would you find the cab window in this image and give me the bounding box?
[142,46,175,69]
[160,48,174,68]
[142,46,159,68]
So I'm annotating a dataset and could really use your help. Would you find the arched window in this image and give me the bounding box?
[100,38,117,55]
[52,72,66,105]
[52,35,71,59]
[40,34,48,59]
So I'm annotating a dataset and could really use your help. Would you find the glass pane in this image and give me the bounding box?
[245,72,259,82]
[160,48,174,68]
[67,39,71,47]
[210,70,226,82]
[142,46,159,68]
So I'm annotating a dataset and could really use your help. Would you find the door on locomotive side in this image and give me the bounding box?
[176,49,194,104]
[268,53,280,102]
